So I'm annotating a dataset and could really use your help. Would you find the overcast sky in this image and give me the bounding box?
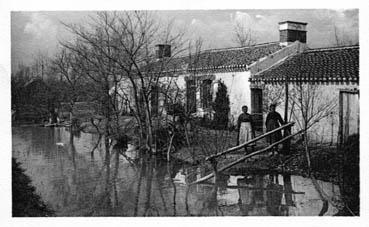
[11,9,358,70]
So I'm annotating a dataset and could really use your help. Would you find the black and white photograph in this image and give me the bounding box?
[1,0,367,224]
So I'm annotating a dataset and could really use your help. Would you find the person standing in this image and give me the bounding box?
[265,104,284,153]
[237,105,255,153]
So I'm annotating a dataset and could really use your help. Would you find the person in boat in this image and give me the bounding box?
[237,105,255,153]
[265,104,284,153]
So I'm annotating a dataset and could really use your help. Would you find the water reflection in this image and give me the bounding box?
[12,127,342,216]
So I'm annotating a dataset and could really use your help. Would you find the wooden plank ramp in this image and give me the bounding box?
[190,129,304,185]
[206,122,294,161]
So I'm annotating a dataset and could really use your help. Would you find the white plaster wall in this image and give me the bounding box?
[176,71,251,125]
[175,75,186,90]
[263,83,359,144]
[156,75,187,115]
[114,75,188,115]
[116,73,359,145]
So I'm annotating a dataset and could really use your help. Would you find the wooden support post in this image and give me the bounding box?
[284,81,289,122]
[283,80,291,155]
[338,91,343,148]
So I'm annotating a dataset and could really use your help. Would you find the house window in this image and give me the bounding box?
[186,80,196,113]
[201,79,212,109]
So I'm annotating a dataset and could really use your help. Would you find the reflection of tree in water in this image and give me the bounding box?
[282,174,294,215]
[17,127,345,216]
[102,137,112,214]
[194,172,229,216]
[16,127,191,216]
[30,128,56,158]
[51,131,122,216]
[133,153,145,216]
[216,173,230,193]
[266,174,283,216]
[200,185,223,216]
[237,176,255,216]
[143,155,157,216]
[136,154,183,216]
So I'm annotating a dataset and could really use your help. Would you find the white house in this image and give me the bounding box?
[117,21,359,145]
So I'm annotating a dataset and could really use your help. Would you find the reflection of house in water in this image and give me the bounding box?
[237,174,280,216]
[236,174,341,216]
[214,175,240,205]
[173,168,342,216]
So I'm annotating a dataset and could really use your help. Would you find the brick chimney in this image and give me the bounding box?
[279,21,307,46]
[155,44,171,59]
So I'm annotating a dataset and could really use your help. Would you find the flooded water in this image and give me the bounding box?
[12,126,343,216]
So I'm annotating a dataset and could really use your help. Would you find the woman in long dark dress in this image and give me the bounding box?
[265,104,284,146]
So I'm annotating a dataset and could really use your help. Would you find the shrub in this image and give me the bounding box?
[212,80,230,130]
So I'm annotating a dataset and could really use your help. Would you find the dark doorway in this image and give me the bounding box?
[201,79,212,109]
[251,88,263,131]
[186,80,196,113]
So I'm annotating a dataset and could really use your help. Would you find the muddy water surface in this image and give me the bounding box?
[12,127,342,216]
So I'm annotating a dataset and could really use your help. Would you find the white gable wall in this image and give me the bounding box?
[214,71,251,125]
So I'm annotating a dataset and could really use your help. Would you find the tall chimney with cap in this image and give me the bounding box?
[155,44,171,59]
[279,21,307,46]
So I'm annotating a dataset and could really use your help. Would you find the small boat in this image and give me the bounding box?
[44,123,61,127]
[43,122,69,127]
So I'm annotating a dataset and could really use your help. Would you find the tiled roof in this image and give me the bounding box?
[250,45,359,84]
[151,42,283,74]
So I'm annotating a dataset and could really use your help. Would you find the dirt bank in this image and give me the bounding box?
[12,158,54,217]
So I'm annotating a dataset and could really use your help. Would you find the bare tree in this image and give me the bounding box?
[232,22,256,47]
[32,51,50,79]
[290,84,337,133]
[59,11,187,153]
[289,83,337,172]
[260,82,337,172]
[51,48,86,121]
[263,85,285,113]
[333,25,357,47]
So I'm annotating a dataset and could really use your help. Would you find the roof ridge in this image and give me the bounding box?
[306,45,359,53]
[201,41,280,53]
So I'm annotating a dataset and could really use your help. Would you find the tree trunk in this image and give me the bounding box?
[304,131,311,176]
[167,132,175,161]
